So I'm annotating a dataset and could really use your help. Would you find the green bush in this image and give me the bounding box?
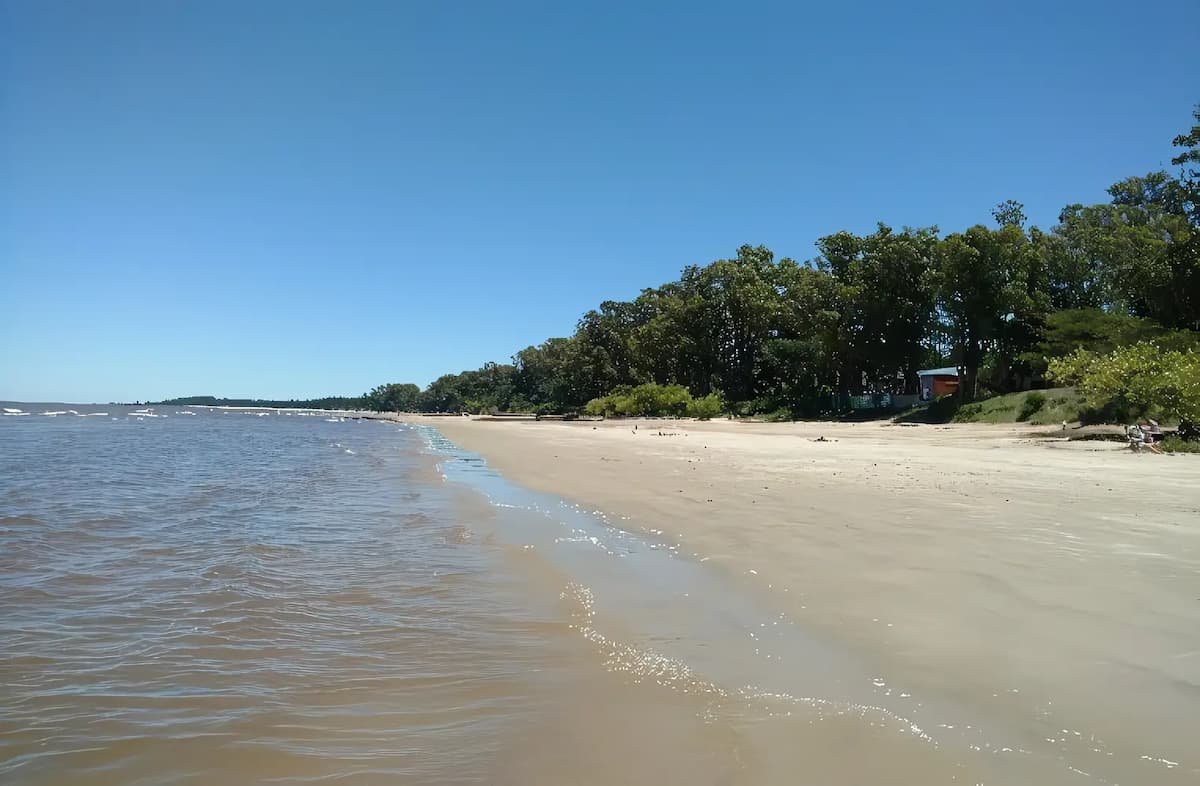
[1016,391,1046,421]
[585,383,712,418]
[632,383,693,416]
[584,394,619,417]
[584,385,631,416]
[1049,343,1200,431]
[1078,398,1139,426]
[951,402,982,422]
[584,384,725,419]
[1162,435,1200,453]
[686,393,726,420]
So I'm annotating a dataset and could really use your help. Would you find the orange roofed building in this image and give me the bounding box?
[917,366,959,400]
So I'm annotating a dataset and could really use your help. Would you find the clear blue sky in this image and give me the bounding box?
[2,0,1197,403]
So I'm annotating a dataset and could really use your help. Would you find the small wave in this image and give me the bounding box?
[41,410,68,416]
[2,407,23,414]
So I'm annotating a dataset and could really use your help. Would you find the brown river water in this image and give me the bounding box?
[1,405,1195,784]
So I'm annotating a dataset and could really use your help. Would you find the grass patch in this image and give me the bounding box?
[896,387,1095,426]
[894,395,962,424]
[949,388,1084,425]
[1016,391,1046,421]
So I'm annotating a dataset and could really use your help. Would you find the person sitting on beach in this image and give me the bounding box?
[1126,423,1145,452]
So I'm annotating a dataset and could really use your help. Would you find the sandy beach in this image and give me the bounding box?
[409,415,1200,784]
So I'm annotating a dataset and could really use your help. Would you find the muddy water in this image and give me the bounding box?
[0,407,1193,784]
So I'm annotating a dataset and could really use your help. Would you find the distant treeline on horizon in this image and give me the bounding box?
[156,395,367,410]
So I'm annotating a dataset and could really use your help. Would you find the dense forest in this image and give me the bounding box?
[362,106,1200,420]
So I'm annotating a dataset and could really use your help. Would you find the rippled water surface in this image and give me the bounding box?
[1,407,592,784]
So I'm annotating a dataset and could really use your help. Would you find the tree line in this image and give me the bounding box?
[359,106,1198,418]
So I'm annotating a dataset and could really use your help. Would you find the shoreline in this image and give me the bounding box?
[405,414,1200,783]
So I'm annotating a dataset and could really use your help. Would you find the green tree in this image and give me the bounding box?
[1048,343,1200,430]
[573,300,644,392]
[628,281,715,393]
[418,364,517,413]
[512,337,598,412]
[693,245,782,402]
[932,224,1045,399]
[1172,105,1200,222]
[1036,309,1199,360]
[755,261,843,414]
[1033,228,1103,310]
[419,374,466,412]
[364,382,421,412]
[817,225,938,394]
[1053,172,1195,328]
[992,199,1027,228]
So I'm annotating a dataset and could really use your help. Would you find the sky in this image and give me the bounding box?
[2,1,1198,403]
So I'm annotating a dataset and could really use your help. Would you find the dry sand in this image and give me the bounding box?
[411,415,1200,783]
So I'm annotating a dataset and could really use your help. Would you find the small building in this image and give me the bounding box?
[917,367,959,400]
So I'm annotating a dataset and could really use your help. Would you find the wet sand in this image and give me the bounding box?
[412,415,1200,785]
